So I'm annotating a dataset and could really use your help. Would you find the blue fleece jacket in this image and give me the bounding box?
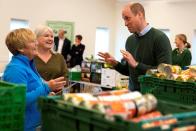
[3,54,51,131]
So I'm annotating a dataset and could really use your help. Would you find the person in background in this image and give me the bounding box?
[172,34,192,67]
[34,25,68,82]
[54,29,71,64]
[98,2,172,91]
[2,28,66,131]
[69,34,85,68]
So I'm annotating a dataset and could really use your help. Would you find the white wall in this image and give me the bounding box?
[1,0,196,73]
[115,0,196,64]
[0,0,116,72]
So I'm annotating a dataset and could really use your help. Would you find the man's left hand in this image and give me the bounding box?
[120,49,138,68]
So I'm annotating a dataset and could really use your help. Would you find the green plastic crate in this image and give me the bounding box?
[140,111,196,131]
[38,96,132,131]
[38,96,196,131]
[0,81,26,131]
[139,76,196,105]
[158,100,196,114]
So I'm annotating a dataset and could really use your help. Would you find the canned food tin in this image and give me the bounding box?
[97,95,121,102]
[166,73,179,80]
[154,73,167,79]
[105,100,137,120]
[146,69,158,76]
[131,111,162,123]
[142,118,177,129]
[119,91,142,101]
[157,63,181,75]
[134,96,148,116]
[157,63,168,73]
[134,94,157,116]
[109,89,129,95]
[144,94,157,113]
[173,125,196,131]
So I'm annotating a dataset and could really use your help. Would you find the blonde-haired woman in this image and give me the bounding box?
[3,28,66,131]
[34,25,68,82]
[172,34,192,67]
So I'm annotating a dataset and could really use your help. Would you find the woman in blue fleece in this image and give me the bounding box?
[3,28,66,131]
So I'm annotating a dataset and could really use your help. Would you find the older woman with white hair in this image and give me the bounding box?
[34,25,68,83]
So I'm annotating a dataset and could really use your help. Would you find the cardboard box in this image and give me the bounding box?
[101,68,116,87]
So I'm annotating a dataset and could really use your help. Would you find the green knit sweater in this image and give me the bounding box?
[34,52,68,81]
[115,28,172,91]
[172,48,192,67]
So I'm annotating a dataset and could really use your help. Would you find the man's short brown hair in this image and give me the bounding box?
[130,3,145,18]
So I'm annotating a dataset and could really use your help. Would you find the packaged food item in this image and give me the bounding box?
[96,89,129,96]
[134,94,157,116]
[146,69,158,76]
[189,66,196,77]
[63,93,96,105]
[105,100,137,120]
[96,91,142,103]
[167,73,179,80]
[173,125,196,131]
[97,95,121,102]
[157,63,170,74]
[80,99,99,109]
[142,118,177,129]
[171,65,182,74]
[154,73,167,79]
[131,111,162,122]
[144,94,157,113]
[91,102,107,113]
[109,89,130,95]
[135,96,148,116]
[95,91,111,96]
[187,76,196,82]
[119,91,142,101]
[181,69,190,75]
[158,63,181,75]
[175,75,190,82]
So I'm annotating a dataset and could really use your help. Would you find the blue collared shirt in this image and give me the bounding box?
[138,24,152,37]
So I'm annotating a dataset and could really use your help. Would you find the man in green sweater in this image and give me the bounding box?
[98,2,172,91]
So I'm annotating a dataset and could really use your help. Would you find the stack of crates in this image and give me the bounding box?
[39,96,196,131]
[0,81,26,130]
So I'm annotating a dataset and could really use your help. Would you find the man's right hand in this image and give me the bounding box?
[98,52,118,66]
